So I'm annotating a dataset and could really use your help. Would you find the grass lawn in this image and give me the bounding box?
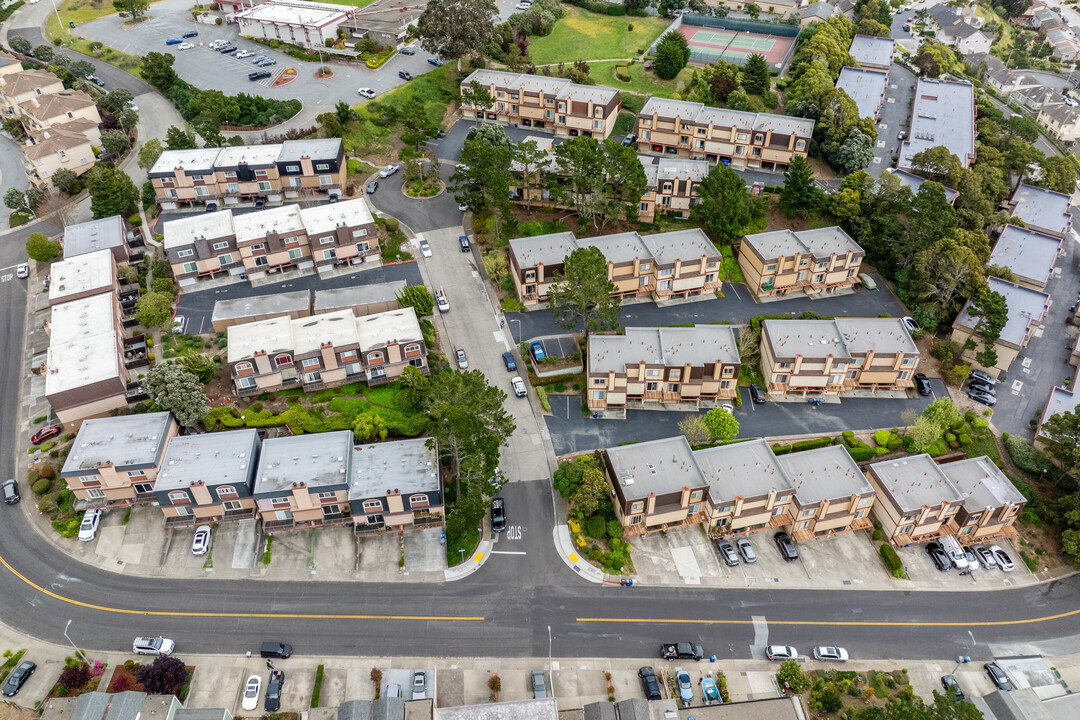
[528,7,670,64]
[589,60,694,98]
[976,2,1013,53]
[46,0,165,39]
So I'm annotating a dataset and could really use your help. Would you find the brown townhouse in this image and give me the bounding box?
[938,456,1026,541]
[155,429,261,528]
[149,139,345,210]
[508,229,722,308]
[586,325,740,417]
[738,227,864,299]
[460,69,621,139]
[60,412,177,510]
[695,438,796,536]
[777,445,876,542]
[348,438,443,536]
[635,97,814,171]
[866,454,965,546]
[605,435,710,534]
[760,318,920,396]
[163,198,377,288]
[227,306,427,395]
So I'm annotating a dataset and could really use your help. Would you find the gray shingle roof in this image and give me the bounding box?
[743,226,862,260]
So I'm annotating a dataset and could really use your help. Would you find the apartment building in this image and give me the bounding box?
[164,199,377,287]
[694,438,795,536]
[761,318,920,395]
[60,412,177,509]
[988,225,1062,290]
[635,97,813,171]
[0,69,64,116]
[1037,102,1080,143]
[939,456,1026,541]
[848,34,896,71]
[227,306,427,395]
[64,215,132,262]
[348,438,443,535]
[150,139,345,209]
[313,281,405,317]
[898,78,976,172]
[605,435,709,534]
[836,67,888,121]
[210,290,312,332]
[253,431,353,532]
[866,454,964,545]
[508,229,721,308]
[1008,183,1073,238]
[738,226,863,298]
[586,325,740,416]
[21,126,95,189]
[19,90,101,138]
[637,155,710,223]
[952,276,1051,376]
[778,445,876,541]
[49,249,118,306]
[460,69,620,139]
[155,430,261,528]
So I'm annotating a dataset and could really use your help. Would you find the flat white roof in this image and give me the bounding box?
[212,290,311,323]
[149,148,222,177]
[49,293,116,347]
[227,315,294,363]
[62,412,172,473]
[163,209,236,250]
[63,215,125,259]
[354,308,421,350]
[254,430,353,493]
[45,331,122,396]
[898,78,975,171]
[836,67,888,120]
[213,143,285,168]
[292,310,359,355]
[348,437,439,500]
[49,249,114,304]
[233,205,305,244]
[299,198,373,237]
[156,429,260,492]
[236,0,350,27]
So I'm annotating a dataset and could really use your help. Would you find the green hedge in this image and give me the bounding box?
[771,443,792,455]
[367,49,396,69]
[846,445,875,461]
[879,544,905,578]
[791,436,833,452]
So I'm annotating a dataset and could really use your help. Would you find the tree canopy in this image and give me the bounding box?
[690,164,754,244]
[548,246,621,337]
[417,0,498,61]
[146,363,210,428]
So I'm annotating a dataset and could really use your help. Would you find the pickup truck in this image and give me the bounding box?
[661,642,704,661]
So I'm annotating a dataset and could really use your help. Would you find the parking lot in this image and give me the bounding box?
[896,538,1035,590]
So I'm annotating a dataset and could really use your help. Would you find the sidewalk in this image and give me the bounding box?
[553,525,605,584]
[444,539,493,582]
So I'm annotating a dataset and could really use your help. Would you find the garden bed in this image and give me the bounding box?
[273,68,299,87]
[404,179,443,198]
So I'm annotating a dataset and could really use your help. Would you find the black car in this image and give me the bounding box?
[182,30,198,38]
[774,531,798,561]
[491,498,506,533]
[941,675,964,701]
[398,70,413,81]
[985,662,1012,691]
[254,198,266,209]
[436,129,447,138]
[926,542,950,572]
[248,71,272,81]
[502,352,516,372]
[265,669,284,711]
[2,479,20,506]
[967,378,995,395]
[366,180,378,194]
[638,666,661,701]
[967,390,996,407]
[622,134,636,146]
[714,539,738,566]
[2,660,35,697]
[913,373,931,396]
[220,45,238,54]
[749,384,765,404]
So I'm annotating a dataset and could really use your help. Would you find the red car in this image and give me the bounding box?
[31,425,62,445]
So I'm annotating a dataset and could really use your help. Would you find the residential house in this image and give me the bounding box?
[234,0,360,49]
[21,126,95,189]
[60,412,177,509]
[155,430,261,527]
[507,229,722,307]
[586,325,740,416]
[0,52,23,82]
[777,445,876,541]
[48,249,118,306]
[1010,85,1062,112]
[848,34,895,71]
[40,692,188,720]
[738,226,864,299]
[939,456,1026,541]
[637,154,710,223]
[1037,102,1080,143]
[344,4,422,48]
[885,168,960,204]
[695,438,796,536]
[866,454,964,545]
[64,215,131,262]
[1047,29,1080,61]
[313,281,405,317]
[0,69,65,116]
[799,2,834,25]
[836,67,888,121]
[1008,183,1073,238]
[927,3,992,53]
[252,431,355,532]
[459,69,621,139]
[276,138,346,200]
[348,438,443,535]
[210,290,312,332]
[988,225,1062,290]
[148,147,221,209]
[604,435,710,534]
[952,276,1051,376]
[985,67,1041,95]
[898,78,976,172]
[18,90,101,139]
[760,318,921,395]
[636,97,814,170]
[213,143,283,204]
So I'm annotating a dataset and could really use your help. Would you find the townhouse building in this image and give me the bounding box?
[738,226,863,299]
[777,445,876,541]
[150,139,345,210]
[253,431,355,532]
[988,225,1062,290]
[1037,102,1080,143]
[61,412,177,509]
[835,67,888,121]
[898,78,976,173]
[866,454,964,545]
[605,435,710,534]
[508,229,721,308]
[586,325,740,416]
[163,198,377,287]
[939,456,1026,541]
[0,69,64,116]
[1009,182,1073,238]
[637,154,710,223]
[210,290,312,332]
[227,306,427,395]
[19,90,101,139]
[348,438,442,535]
[952,276,1051,376]
[760,318,920,395]
[848,34,896,71]
[155,429,261,528]
[1038,384,1080,440]
[22,126,95,189]
[885,168,960,204]
[460,69,620,139]
[695,438,795,536]
[313,281,405,317]
[635,97,813,171]
[48,249,118,307]
[64,215,132,262]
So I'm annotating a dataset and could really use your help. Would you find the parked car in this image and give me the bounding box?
[191,525,212,555]
[813,646,849,662]
[455,348,468,369]
[241,675,262,711]
[165,38,182,45]
[419,238,432,257]
[366,180,378,194]
[531,670,547,699]
[985,662,1012,691]
[502,352,517,371]
[428,57,444,66]
[661,642,704,661]
[531,341,546,360]
[774,531,798,561]
[379,164,400,178]
[962,546,978,568]
[967,390,996,407]
[974,545,998,570]
[701,677,720,704]
[250,54,267,62]
[412,670,426,700]
[511,376,527,398]
[638,666,662,700]
[2,661,35,697]
[182,30,198,38]
[84,74,105,86]
[400,45,416,55]
[913,373,932,396]
[16,263,28,279]
[219,45,238,54]
[79,509,102,542]
[969,369,995,385]
[386,684,401,698]
[459,235,470,252]
[714,539,739,566]
[941,674,964,701]
[2,479,19,506]
[991,545,1015,572]
[210,40,228,49]
[236,50,255,59]
[248,71,271,81]
[766,645,798,661]
[901,316,919,333]
[926,542,950,572]
[31,424,62,445]
[491,498,506,533]
[256,58,276,66]
[132,636,174,655]
[176,42,194,50]
[357,88,377,99]
[515,1,531,7]
[749,384,765,404]
[398,70,413,81]
[621,134,636,146]
[967,379,995,395]
[676,670,693,705]
[434,287,449,313]
[173,315,187,335]
[736,537,756,563]
[264,670,284,711]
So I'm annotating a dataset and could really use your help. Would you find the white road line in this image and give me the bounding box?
[490,550,527,555]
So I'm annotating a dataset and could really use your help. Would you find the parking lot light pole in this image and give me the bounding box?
[51,0,67,35]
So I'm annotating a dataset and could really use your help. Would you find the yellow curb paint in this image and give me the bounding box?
[569,553,579,562]
[473,553,484,562]
[575,607,1080,628]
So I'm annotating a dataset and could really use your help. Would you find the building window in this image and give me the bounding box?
[630,501,644,514]
[270,496,291,506]
[646,382,658,391]
[592,390,605,400]
[212,241,229,251]
[237,377,256,389]
[855,509,869,519]
[195,186,209,197]
[363,500,383,511]
[593,378,606,386]
[223,500,243,512]
[235,362,254,377]
[352,228,368,238]
[258,181,272,192]
[275,510,293,521]
[797,520,811,530]
[640,202,649,212]
[301,357,321,370]
[367,351,384,363]
[274,353,293,368]
[304,371,322,383]
[404,343,421,356]
[322,249,336,261]
[667,383,678,392]
[177,249,194,258]
[316,163,329,171]
[288,248,304,261]
[134,482,154,494]
[224,171,237,179]
[219,254,234,267]
[339,350,358,364]
[182,262,197,274]
[168,491,189,504]
[286,165,300,172]
[320,176,332,186]
[217,486,238,500]
[776,374,789,384]
[319,236,335,245]
[127,470,146,479]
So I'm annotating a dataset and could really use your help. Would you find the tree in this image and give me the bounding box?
[136,655,188,695]
[9,36,31,56]
[25,232,61,262]
[922,397,960,434]
[398,365,431,407]
[135,291,176,330]
[690,164,752,245]
[746,2,761,20]
[451,136,513,220]
[550,135,606,222]
[678,415,710,447]
[776,660,810,695]
[741,53,771,96]
[87,166,138,219]
[114,0,150,21]
[51,168,81,195]
[334,100,353,124]
[512,139,548,212]
[967,289,1008,368]
[834,128,875,174]
[573,467,608,516]
[779,156,822,218]
[460,80,495,118]
[396,285,435,318]
[146,363,210,428]
[354,413,389,441]
[100,129,132,156]
[181,353,220,384]
[654,31,691,80]
[703,407,739,443]
[1042,410,1080,473]
[33,45,54,63]
[139,52,177,91]
[138,138,164,172]
[417,0,498,65]
[910,236,986,328]
[907,415,942,453]
[164,125,198,151]
[4,189,29,214]
[909,146,963,187]
[547,246,620,338]
[101,88,134,114]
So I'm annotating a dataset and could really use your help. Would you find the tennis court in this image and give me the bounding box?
[677,24,795,67]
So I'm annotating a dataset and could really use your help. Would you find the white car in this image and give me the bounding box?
[379,164,400,178]
[209,39,226,49]
[419,238,432,257]
[177,42,195,51]
[78,509,101,542]
[16,264,29,279]
[241,674,262,711]
[127,101,138,112]
[357,88,377,99]
[456,348,468,370]
[236,50,255,59]
[192,525,212,556]
[515,1,532,8]
[511,376,527,398]
[990,545,1015,572]
[173,315,187,334]
[132,636,175,655]
[765,645,798,661]
[813,646,849,662]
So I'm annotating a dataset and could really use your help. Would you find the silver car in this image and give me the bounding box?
[736,537,756,563]
[412,670,426,700]
[456,348,468,370]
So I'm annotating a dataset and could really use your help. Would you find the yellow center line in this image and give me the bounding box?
[577,608,1080,627]
[0,554,483,622]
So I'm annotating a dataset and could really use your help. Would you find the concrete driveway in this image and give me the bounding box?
[869,63,916,178]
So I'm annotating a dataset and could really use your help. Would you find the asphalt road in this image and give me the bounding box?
[6,25,153,96]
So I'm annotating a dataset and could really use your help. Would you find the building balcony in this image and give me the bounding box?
[262,511,352,534]
[224,507,256,520]
[164,515,197,529]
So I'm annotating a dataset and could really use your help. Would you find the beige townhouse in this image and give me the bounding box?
[348,438,443,536]
[777,445,876,542]
[508,229,721,308]
[761,318,920,395]
[951,276,1051,377]
[155,429,261,528]
[866,454,965,546]
[695,438,796,536]
[0,69,64,116]
[21,126,95,189]
[738,226,864,298]
[635,97,814,171]
[939,456,1027,541]
[1037,102,1080,143]
[19,90,101,139]
[460,69,621,139]
[60,412,177,509]
[586,325,740,417]
[637,155,710,223]
[605,435,710,535]
[253,431,355,532]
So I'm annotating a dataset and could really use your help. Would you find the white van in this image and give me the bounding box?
[434,287,449,313]
[940,535,968,569]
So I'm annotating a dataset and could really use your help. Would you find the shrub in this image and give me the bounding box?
[1004,434,1051,474]
[771,443,792,455]
[846,445,875,461]
[930,339,957,365]
[791,437,832,452]
[958,433,972,445]
[32,478,51,495]
[40,465,55,479]
[584,515,607,538]
[607,520,624,539]
[58,663,91,690]
[873,430,892,446]
[879,544,905,578]
[536,386,551,412]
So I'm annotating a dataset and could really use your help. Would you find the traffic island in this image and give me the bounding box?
[272,68,298,87]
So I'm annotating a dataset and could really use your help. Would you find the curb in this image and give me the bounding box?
[552,525,605,584]
[443,539,493,582]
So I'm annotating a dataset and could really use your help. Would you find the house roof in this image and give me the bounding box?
[868,454,963,512]
[640,96,815,137]
[277,137,342,162]
[163,209,236,249]
[433,698,560,720]
[588,325,739,374]
[509,229,719,270]
[298,198,373,237]
[211,290,311,324]
[463,68,619,106]
[1013,85,1061,106]
[354,307,421,350]
[291,309,359,354]
[1039,102,1080,125]
[235,0,352,27]
[45,330,123,397]
[227,315,295,362]
[898,78,976,172]
[762,318,918,359]
[508,231,578,268]
[638,154,710,189]
[694,438,794,505]
[22,126,89,160]
[637,228,716,265]
[21,90,96,120]
[1039,386,1080,438]
[939,456,1026,509]
[149,148,222,177]
[62,413,173,474]
[836,66,888,120]
[988,225,1062,286]
[232,204,305,243]
[848,34,896,67]
[801,2,834,19]
[48,292,116,347]
[606,435,706,501]
[885,168,960,203]
[776,445,872,504]
[3,69,62,96]
[214,143,283,169]
[64,215,125,258]
[313,281,405,312]
[347,437,438,501]
[155,429,260,492]
[954,276,1051,348]
[743,226,862,260]
[253,431,353,494]
[49,249,114,304]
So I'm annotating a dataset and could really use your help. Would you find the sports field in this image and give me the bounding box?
[677,24,795,66]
